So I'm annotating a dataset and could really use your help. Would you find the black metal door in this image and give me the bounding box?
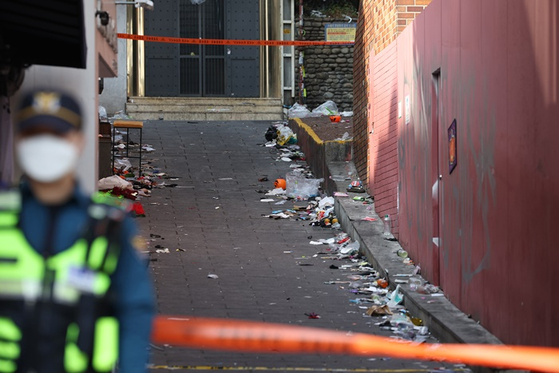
[179,0,226,96]
[145,0,179,96]
[146,0,259,97]
[226,0,259,97]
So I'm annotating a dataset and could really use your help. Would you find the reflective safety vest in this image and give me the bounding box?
[0,191,126,373]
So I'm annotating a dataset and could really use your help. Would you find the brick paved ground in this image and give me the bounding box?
[137,120,465,373]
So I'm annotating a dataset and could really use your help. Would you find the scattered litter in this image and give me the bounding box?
[285,171,323,199]
[333,192,349,197]
[366,305,393,316]
[207,274,219,279]
[260,199,275,202]
[312,100,339,116]
[335,132,352,141]
[155,248,170,254]
[288,103,311,118]
[309,241,324,245]
[265,188,286,196]
[305,312,321,319]
[361,217,377,221]
[387,285,404,308]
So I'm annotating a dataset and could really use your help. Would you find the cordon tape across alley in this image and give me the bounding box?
[153,316,559,372]
[117,33,355,46]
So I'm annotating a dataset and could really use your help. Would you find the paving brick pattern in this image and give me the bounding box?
[138,120,461,373]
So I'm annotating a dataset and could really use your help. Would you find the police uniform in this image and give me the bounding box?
[0,90,155,373]
[0,184,154,373]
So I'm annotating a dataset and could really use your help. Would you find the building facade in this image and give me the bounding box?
[122,0,297,102]
[0,0,119,191]
[354,0,559,346]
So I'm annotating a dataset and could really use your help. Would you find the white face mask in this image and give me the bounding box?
[16,134,79,183]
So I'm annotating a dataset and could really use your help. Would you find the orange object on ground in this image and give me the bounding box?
[152,316,559,373]
[376,279,388,288]
[274,178,286,190]
[330,115,341,123]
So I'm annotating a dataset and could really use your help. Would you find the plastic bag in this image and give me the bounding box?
[340,240,360,255]
[288,103,311,118]
[277,125,297,145]
[112,111,130,120]
[312,101,339,116]
[98,175,132,190]
[285,171,323,199]
[114,158,132,171]
[386,285,404,308]
[98,106,107,121]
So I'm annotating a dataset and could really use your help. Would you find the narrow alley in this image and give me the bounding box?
[138,120,465,373]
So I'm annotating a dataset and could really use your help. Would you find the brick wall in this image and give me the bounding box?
[352,0,431,185]
[395,0,433,33]
[369,42,399,235]
[372,0,396,54]
[352,0,374,183]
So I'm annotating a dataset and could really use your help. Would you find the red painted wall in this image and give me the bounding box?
[368,42,400,235]
[367,0,559,346]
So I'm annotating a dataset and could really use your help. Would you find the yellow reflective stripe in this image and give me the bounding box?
[65,324,88,373]
[0,359,16,373]
[0,318,21,341]
[88,237,109,270]
[94,273,112,295]
[0,229,44,282]
[0,191,20,212]
[0,341,19,359]
[104,251,118,274]
[0,280,42,301]
[93,317,119,372]
[0,212,17,227]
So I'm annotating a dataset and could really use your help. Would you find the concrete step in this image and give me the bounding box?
[126,103,282,114]
[129,97,282,106]
[128,112,284,121]
[126,97,284,121]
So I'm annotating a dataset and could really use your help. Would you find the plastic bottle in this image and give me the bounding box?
[383,214,391,236]
[397,249,408,258]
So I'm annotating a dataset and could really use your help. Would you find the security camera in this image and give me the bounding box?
[96,11,109,26]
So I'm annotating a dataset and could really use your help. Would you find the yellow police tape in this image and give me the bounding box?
[152,316,559,372]
[117,33,354,46]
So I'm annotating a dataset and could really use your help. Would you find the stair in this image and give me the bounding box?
[125,97,284,121]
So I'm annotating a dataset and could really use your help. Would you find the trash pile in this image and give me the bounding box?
[317,235,441,343]
[97,109,178,217]
[265,121,298,146]
[286,100,354,119]
[260,124,441,345]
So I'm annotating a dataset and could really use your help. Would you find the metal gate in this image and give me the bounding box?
[179,0,225,96]
[145,0,259,97]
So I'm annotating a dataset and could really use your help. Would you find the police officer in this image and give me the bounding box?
[0,90,155,373]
